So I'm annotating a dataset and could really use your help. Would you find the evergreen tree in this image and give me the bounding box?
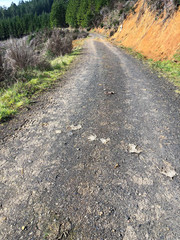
[0,0,112,40]
[66,0,110,28]
[0,0,54,40]
[50,0,66,27]
[77,0,88,27]
[66,0,80,28]
[94,0,110,12]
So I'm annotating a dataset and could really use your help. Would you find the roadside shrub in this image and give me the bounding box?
[77,31,89,39]
[27,33,36,44]
[72,32,79,40]
[46,29,73,57]
[0,49,18,88]
[124,6,131,13]
[72,29,80,40]
[113,19,119,26]
[72,30,88,40]
[174,0,180,7]
[110,30,115,37]
[4,38,38,72]
[29,29,53,51]
[0,52,4,82]
[0,49,12,87]
[73,29,80,34]
[119,9,123,14]
[36,58,52,71]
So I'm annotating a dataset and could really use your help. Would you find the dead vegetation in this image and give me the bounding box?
[0,28,88,88]
[137,0,179,22]
[46,29,73,57]
[4,38,39,71]
[97,0,179,36]
[29,28,88,52]
[0,52,3,82]
[146,0,178,12]
[97,0,138,34]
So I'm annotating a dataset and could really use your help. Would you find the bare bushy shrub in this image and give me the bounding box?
[0,48,18,87]
[29,28,71,51]
[3,37,52,75]
[29,29,53,50]
[72,29,89,40]
[46,29,73,57]
[4,38,39,72]
[77,31,89,39]
[0,51,4,82]
[29,28,88,56]
[36,57,52,71]
[72,29,79,40]
[110,30,115,37]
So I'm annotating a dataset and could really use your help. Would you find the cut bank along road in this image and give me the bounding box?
[0,34,180,240]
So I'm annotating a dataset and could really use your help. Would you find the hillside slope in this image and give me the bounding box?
[98,0,180,61]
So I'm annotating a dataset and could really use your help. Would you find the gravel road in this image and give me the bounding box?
[0,34,180,240]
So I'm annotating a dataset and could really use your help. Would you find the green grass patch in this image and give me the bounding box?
[120,46,146,60]
[119,45,180,92]
[148,58,180,89]
[0,48,82,122]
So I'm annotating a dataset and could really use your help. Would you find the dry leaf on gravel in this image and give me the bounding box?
[128,144,142,154]
[104,91,115,95]
[70,124,82,131]
[114,163,120,169]
[21,225,27,231]
[55,130,62,134]
[42,122,48,127]
[98,211,104,216]
[88,135,97,141]
[21,168,24,175]
[100,138,110,144]
[161,161,177,178]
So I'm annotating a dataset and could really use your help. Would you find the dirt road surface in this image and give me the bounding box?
[0,34,180,240]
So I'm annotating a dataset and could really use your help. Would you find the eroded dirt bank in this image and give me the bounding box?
[96,0,180,61]
[0,34,180,239]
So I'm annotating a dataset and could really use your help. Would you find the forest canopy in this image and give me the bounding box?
[66,0,110,28]
[0,0,55,40]
[0,0,110,40]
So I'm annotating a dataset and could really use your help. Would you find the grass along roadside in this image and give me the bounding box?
[0,39,84,122]
[148,58,180,93]
[94,29,180,92]
[117,45,180,93]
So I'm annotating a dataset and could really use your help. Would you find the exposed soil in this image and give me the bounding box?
[0,34,180,240]
[96,0,180,61]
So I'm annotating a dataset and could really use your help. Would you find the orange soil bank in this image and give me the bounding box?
[97,0,180,61]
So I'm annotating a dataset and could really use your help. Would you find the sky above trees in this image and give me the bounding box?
[0,1,21,8]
